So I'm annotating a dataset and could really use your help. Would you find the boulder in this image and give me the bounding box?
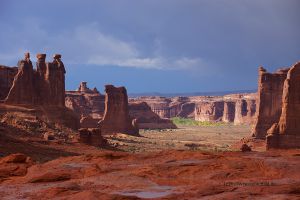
[240,143,252,152]
[79,128,105,146]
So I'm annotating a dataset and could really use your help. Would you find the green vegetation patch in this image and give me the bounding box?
[171,117,227,127]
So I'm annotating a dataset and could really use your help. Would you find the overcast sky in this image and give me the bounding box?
[0,0,299,93]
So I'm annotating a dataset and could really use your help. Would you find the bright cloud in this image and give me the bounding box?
[0,21,206,70]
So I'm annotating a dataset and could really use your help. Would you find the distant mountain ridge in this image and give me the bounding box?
[129,89,257,98]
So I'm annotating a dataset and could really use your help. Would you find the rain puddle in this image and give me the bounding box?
[116,185,175,199]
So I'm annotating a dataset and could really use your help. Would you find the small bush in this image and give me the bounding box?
[171,117,227,127]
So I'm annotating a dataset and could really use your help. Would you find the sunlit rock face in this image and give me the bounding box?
[4,53,66,106]
[0,53,79,130]
[195,101,224,122]
[267,62,300,149]
[252,66,289,139]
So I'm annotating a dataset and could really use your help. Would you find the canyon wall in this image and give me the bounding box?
[252,67,289,139]
[234,99,256,125]
[266,62,300,149]
[222,101,235,122]
[195,101,224,121]
[131,94,256,124]
[129,96,196,119]
[129,102,177,129]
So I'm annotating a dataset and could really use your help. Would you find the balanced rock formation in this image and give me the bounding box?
[5,53,66,106]
[252,67,289,138]
[99,85,138,135]
[266,62,300,149]
[129,102,177,129]
[79,128,105,146]
[0,53,79,130]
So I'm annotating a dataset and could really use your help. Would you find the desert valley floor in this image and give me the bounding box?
[0,123,299,200]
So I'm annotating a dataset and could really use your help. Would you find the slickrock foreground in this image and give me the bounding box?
[0,149,299,200]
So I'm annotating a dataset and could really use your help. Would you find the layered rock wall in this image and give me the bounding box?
[195,101,224,121]
[267,62,300,149]
[252,67,289,138]
[234,99,256,125]
[222,101,236,122]
[130,94,257,124]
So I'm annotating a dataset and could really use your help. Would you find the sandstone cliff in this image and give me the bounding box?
[252,67,289,138]
[130,93,257,124]
[266,62,300,149]
[195,101,224,122]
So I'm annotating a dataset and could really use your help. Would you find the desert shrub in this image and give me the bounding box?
[171,117,227,127]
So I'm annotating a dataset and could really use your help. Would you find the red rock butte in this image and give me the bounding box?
[0,52,79,130]
[99,84,139,135]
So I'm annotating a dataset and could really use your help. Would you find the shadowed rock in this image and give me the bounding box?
[129,102,177,129]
